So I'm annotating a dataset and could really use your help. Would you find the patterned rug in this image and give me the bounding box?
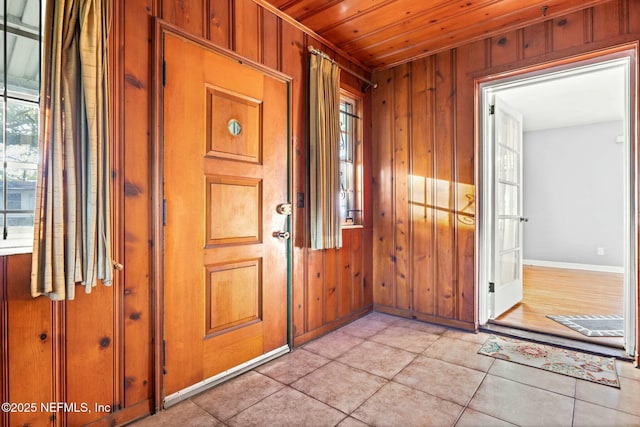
[478,335,620,388]
[546,314,624,337]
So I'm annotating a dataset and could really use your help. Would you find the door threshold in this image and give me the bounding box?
[480,322,633,361]
[163,345,290,408]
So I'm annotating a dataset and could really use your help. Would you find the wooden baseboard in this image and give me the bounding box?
[292,307,372,347]
[83,399,153,426]
[372,305,476,332]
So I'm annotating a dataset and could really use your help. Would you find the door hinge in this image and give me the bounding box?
[162,339,167,374]
[489,282,495,293]
[163,199,167,225]
[489,105,495,115]
[162,60,166,87]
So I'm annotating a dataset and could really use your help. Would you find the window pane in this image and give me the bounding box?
[497,183,518,216]
[5,212,34,246]
[500,250,519,284]
[497,218,519,252]
[3,100,38,246]
[6,167,36,209]
[339,101,354,162]
[6,100,39,162]
[7,33,40,98]
[340,161,354,221]
[339,94,361,226]
[0,0,41,251]
[497,146,517,183]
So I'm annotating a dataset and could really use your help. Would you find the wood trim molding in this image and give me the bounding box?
[470,38,640,81]
[473,41,639,360]
[157,20,293,83]
[110,0,126,412]
[151,17,164,415]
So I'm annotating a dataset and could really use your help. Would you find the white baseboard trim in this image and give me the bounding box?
[523,259,624,274]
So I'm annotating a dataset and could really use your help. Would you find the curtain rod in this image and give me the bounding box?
[308,45,378,90]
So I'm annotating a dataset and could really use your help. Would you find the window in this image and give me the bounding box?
[339,92,363,226]
[0,0,42,251]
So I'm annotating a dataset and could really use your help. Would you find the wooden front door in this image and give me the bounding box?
[161,31,289,398]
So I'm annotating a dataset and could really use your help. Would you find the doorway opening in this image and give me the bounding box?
[477,48,637,358]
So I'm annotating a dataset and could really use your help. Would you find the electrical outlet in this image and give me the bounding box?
[597,247,605,256]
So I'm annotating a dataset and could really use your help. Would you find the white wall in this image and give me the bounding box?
[523,120,624,267]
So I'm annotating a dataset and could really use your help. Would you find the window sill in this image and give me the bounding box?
[341,224,364,230]
[0,245,33,257]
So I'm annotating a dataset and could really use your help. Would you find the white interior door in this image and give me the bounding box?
[491,96,525,318]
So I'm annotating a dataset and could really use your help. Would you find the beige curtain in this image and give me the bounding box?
[31,0,112,300]
[309,53,342,250]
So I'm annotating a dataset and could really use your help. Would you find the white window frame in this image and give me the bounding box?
[338,90,363,227]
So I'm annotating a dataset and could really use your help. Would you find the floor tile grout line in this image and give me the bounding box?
[451,355,495,427]
[190,371,289,423]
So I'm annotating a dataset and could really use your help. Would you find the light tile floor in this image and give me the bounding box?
[131,312,640,426]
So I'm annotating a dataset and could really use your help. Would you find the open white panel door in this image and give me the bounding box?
[491,96,525,318]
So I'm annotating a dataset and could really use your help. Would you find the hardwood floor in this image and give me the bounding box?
[494,265,625,348]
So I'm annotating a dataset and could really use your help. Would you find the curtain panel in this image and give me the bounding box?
[31,0,112,300]
[309,54,342,250]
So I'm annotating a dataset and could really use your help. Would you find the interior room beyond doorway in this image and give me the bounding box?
[494,265,624,349]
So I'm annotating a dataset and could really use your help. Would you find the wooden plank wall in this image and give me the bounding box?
[371,0,640,335]
[0,0,373,425]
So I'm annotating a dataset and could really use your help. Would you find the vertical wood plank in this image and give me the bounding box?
[361,80,374,311]
[593,0,621,41]
[552,11,588,51]
[372,68,395,307]
[351,229,364,312]
[307,250,324,331]
[207,0,232,49]
[262,9,280,70]
[434,50,455,319]
[523,22,548,59]
[338,230,353,318]
[363,225,374,307]
[393,63,412,311]
[123,0,154,407]
[161,0,205,37]
[490,30,519,67]
[234,0,261,62]
[629,0,640,33]
[6,254,53,427]
[65,284,115,426]
[455,41,484,323]
[410,57,436,316]
[324,250,338,323]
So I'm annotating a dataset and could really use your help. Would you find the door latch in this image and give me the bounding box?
[273,231,290,240]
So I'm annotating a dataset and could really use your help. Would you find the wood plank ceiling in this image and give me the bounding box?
[261,0,615,70]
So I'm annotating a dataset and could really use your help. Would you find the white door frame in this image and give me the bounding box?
[476,54,637,356]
